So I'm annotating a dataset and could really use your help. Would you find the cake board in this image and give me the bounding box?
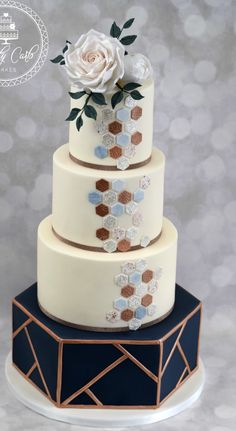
[5,353,205,427]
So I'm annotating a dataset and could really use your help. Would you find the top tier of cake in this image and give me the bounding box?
[69,79,154,171]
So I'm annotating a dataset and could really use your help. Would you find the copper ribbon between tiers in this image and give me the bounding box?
[52,226,162,252]
[69,153,152,170]
[38,302,175,332]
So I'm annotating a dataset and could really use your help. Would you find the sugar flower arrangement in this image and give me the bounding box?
[51,18,152,132]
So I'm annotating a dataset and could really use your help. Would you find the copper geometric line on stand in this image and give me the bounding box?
[176,366,188,386]
[161,321,186,376]
[62,354,127,406]
[26,362,37,378]
[114,344,159,383]
[177,342,191,374]
[13,317,32,339]
[56,341,63,405]
[85,388,103,406]
[156,341,163,405]
[24,327,52,400]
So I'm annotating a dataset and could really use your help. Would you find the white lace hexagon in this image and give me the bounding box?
[106,310,120,323]
[147,304,156,316]
[97,121,108,134]
[126,226,139,240]
[125,95,137,108]
[124,144,136,159]
[121,261,136,275]
[140,175,151,190]
[115,273,129,287]
[148,279,159,293]
[124,121,137,134]
[126,201,138,215]
[103,239,117,253]
[132,212,143,226]
[111,227,126,241]
[129,318,142,330]
[116,156,130,171]
[136,283,148,297]
[136,259,148,272]
[103,215,117,230]
[102,108,114,123]
[102,133,115,148]
[103,190,118,206]
[128,295,141,309]
[140,235,151,247]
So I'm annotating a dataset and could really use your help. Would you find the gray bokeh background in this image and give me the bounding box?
[1,0,236,429]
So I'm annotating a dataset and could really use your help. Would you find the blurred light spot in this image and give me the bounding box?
[184,14,206,38]
[194,60,217,83]
[169,117,190,139]
[0,131,13,153]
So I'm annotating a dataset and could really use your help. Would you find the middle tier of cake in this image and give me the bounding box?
[37,216,177,331]
[52,144,165,252]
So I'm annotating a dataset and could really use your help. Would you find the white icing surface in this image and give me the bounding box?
[52,144,165,248]
[69,79,154,166]
[37,216,177,330]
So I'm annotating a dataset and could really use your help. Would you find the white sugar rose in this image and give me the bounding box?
[64,29,125,93]
[123,53,153,83]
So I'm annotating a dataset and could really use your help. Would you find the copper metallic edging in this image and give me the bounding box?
[24,327,52,401]
[69,152,152,171]
[114,344,158,383]
[62,355,128,406]
[52,226,161,253]
[12,299,202,409]
[38,301,174,333]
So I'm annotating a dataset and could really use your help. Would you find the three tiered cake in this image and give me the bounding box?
[11,19,202,411]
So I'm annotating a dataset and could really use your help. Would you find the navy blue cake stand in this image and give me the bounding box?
[6,284,205,426]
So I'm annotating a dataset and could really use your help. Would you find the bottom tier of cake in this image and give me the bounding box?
[37,215,178,331]
[12,284,201,409]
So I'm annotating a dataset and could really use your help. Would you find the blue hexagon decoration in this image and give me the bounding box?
[135,306,147,320]
[116,133,130,148]
[88,191,102,205]
[111,203,125,217]
[94,145,108,159]
[133,189,145,203]
[111,179,125,192]
[116,108,130,122]
[113,297,128,311]
[129,271,142,286]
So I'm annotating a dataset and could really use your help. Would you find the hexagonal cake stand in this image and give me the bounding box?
[5,353,205,427]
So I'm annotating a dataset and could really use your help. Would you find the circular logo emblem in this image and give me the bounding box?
[0,0,49,87]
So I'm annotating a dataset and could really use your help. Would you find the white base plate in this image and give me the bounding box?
[5,352,205,427]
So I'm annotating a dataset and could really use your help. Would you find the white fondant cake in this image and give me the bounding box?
[52,144,164,250]
[38,216,177,330]
[36,22,179,331]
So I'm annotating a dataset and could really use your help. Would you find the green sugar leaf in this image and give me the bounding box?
[123,82,142,91]
[76,115,83,132]
[111,91,123,109]
[120,35,137,46]
[91,93,107,105]
[68,91,86,100]
[84,105,97,120]
[50,54,64,63]
[110,21,121,38]
[123,18,135,29]
[130,90,144,100]
[65,108,80,121]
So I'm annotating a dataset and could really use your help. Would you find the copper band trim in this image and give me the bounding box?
[38,302,174,333]
[52,226,162,253]
[69,152,152,170]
